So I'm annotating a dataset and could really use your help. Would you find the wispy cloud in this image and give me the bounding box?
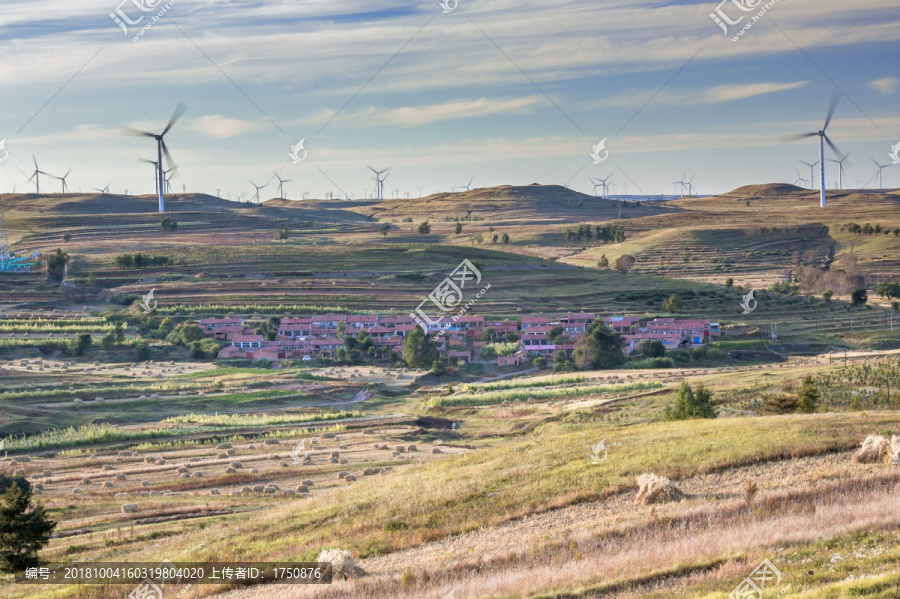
[704,81,809,103]
[869,76,899,95]
[185,115,266,138]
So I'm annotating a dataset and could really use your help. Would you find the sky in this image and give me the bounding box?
[0,0,898,201]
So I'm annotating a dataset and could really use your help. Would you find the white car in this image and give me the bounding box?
[301,356,312,361]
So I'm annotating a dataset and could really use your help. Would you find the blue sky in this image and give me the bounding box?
[0,0,898,200]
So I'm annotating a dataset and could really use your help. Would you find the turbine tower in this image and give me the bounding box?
[794,168,808,188]
[784,92,844,207]
[121,101,187,213]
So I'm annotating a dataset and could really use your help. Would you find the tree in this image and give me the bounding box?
[492,234,499,244]
[662,294,684,313]
[134,341,151,361]
[725,278,734,288]
[0,478,56,572]
[614,254,635,274]
[501,233,510,244]
[278,226,290,241]
[379,223,391,238]
[638,339,666,358]
[796,376,820,413]
[533,356,547,369]
[573,321,625,370]
[114,322,126,344]
[179,324,205,345]
[455,222,463,235]
[547,326,565,345]
[402,326,438,368]
[431,359,446,375]
[69,333,92,356]
[597,255,609,269]
[505,332,520,342]
[851,288,868,307]
[663,381,716,420]
[553,350,574,372]
[418,221,431,235]
[159,217,178,232]
[481,328,496,342]
[46,249,69,281]
[876,281,900,300]
[763,393,799,414]
[822,290,834,302]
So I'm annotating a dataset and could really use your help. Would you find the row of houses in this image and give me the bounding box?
[200,313,720,363]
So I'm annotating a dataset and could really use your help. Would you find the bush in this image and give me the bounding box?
[623,357,674,369]
[68,333,92,357]
[796,375,820,413]
[160,218,178,232]
[418,221,431,235]
[725,278,733,288]
[663,381,716,420]
[851,289,867,306]
[661,294,684,313]
[533,357,547,369]
[614,254,635,274]
[134,342,151,361]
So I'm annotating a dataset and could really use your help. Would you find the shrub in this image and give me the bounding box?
[634,473,683,505]
[614,254,635,274]
[418,221,431,235]
[533,356,547,369]
[160,217,178,232]
[663,381,716,420]
[851,289,867,307]
[662,294,684,313]
[46,249,69,281]
[725,278,733,288]
[853,435,891,464]
[597,254,609,268]
[638,339,666,358]
[795,376,820,413]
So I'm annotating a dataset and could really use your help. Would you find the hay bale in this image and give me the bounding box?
[854,435,892,464]
[338,472,349,479]
[339,458,349,464]
[115,474,127,481]
[115,492,129,498]
[231,490,243,497]
[891,435,900,465]
[247,444,256,450]
[155,458,166,465]
[210,489,220,495]
[253,485,265,493]
[217,443,232,449]
[635,473,684,505]
[81,477,92,485]
[283,489,296,496]
[121,503,139,513]
[322,433,336,439]
[104,464,114,471]
[42,470,52,477]
[395,445,406,452]
[317,548,365,579]
[141,481,150,487]
[177,467,189,474]
[331,451,340,458]
[192,471,204,478]
[103,481,114,488]
[226,448,236,455]
[231,462,243,469]
[250,468,259,474]
[338,445,348,450]
[218,453,229,459]
[431,447,442,454]
[264,439,280,445]
[180,473,191,479]
[363,468,381,476]
[242,486,253,494]
[296,485,309,493]
[226,467,236,474]
[70,488,82,495]
[301,479,314,486]
[407,445,417,452]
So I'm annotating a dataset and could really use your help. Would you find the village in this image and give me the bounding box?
[207,312,721,364]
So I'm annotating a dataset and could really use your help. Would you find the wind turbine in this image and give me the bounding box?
[589,177,602,197]
[827,153,851,189]
[56,168,73,193]
[460,177,473,192]
[685,175,696,197]
[367,166,390,200]
[94,183,110,194]
[871,158,892,189]
[121,101,188,213]
[164,168,176,194]
[783,92,844,207]
[794,169,808,188]
[799,160,819,190]
[28,156,52,194]
[250,180,267,204]
[139,158,160,195]
[273,172,293,199]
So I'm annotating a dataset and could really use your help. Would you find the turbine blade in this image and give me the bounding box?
[33,155,38,169]
[121,126,156,138]
[823,135,844,159]
[823,91,841,131]
[161,139,175,169]
[161,101,188,136]
[782,133,819,143]
[63,167,73,178]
